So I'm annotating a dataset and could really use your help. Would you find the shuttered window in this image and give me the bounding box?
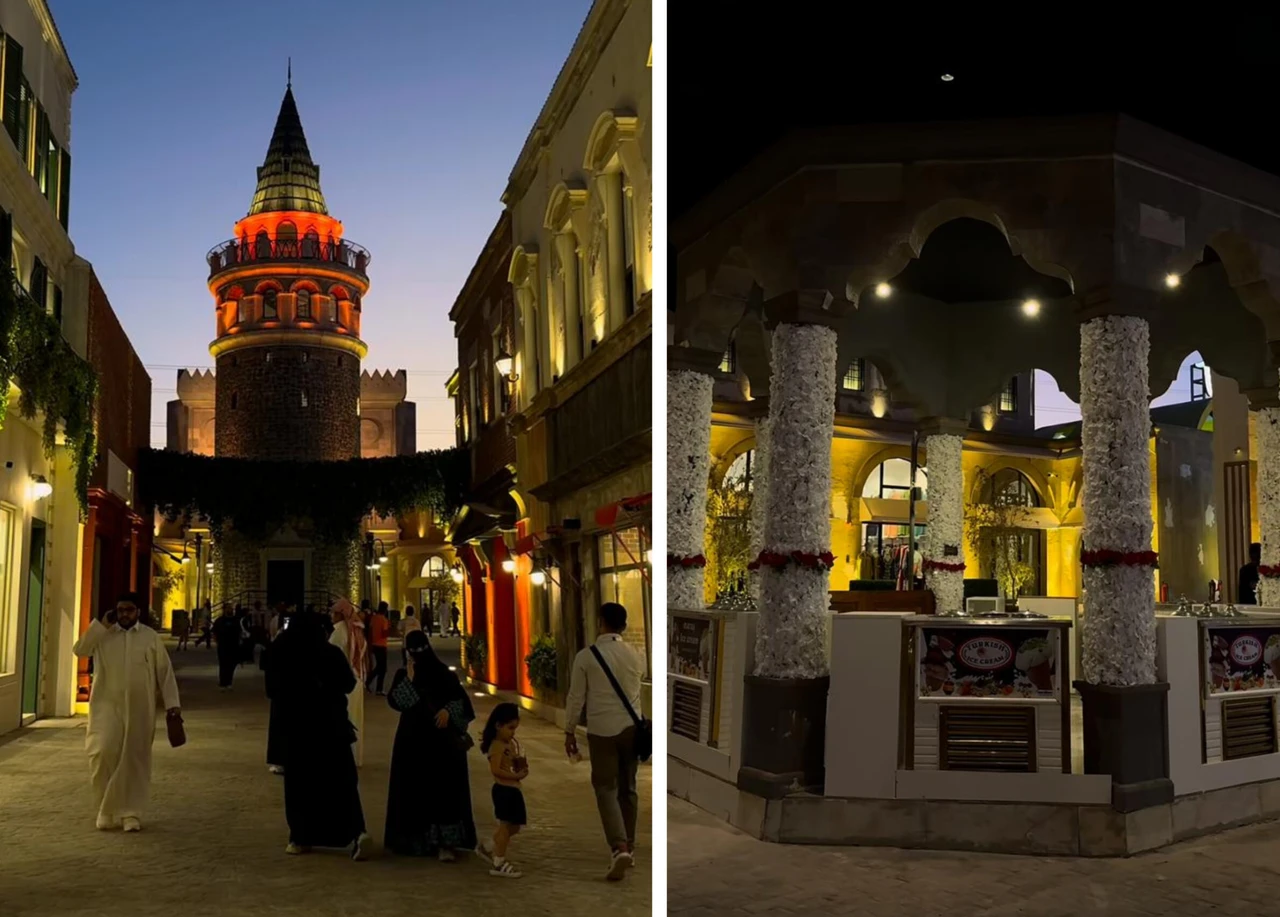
[0,208,11,271]
[57,149,70,228]
[1,36,23,149]
[29,257,47,309]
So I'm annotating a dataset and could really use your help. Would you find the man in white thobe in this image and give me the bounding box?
[72,592,181,832]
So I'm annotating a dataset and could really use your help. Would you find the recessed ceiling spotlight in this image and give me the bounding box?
[1165,273,1181,289]
[1021,299,1041,317]
[875,282,892,299]
[940,73,955,82]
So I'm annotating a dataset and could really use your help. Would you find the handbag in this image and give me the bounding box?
[388,669,421,712]
[166,710,187,748]
[590,646,652,762]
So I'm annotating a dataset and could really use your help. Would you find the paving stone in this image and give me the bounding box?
[0,641,650,917]
[670,795,1280,917]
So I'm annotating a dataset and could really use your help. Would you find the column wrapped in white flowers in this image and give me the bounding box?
[1256,407,1280,606]
[667,369,715,610]
[754,323,838,679]
[748,414,771,602]
[1079,315,1156,686]
[922,433,965,614]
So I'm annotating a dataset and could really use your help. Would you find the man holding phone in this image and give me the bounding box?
[73,592,182,832]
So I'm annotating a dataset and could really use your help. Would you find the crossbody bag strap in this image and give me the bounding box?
[590,645,643,727]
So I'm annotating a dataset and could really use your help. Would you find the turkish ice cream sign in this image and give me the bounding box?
[919,627,1059,699]
[1204,625,1280,695]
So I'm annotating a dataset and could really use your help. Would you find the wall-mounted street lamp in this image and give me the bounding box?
[494,349,516,381]
[450,566,465,584]
[530,568,547,587]
[30,474,52,500]
[501,558,516,574]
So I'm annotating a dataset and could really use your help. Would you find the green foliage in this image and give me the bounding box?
[463,631,488,679]
[965,468,1036,601]
[423,570,459,606]
[154,566,185,602]
[0,268,98,514]
[138,447,470,543]
[704,472,753,603]
[525,634,558,691]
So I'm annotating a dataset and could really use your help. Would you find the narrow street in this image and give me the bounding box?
[669,796,1280,917]
[0,639,651,917]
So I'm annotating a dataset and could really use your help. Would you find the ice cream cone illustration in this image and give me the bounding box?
[1265,635,1280,679]
[1016,637,1054,691]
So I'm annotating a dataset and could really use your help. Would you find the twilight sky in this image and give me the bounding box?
[49,0,592,450]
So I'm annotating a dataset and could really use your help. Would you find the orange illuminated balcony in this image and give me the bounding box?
[207,235,371,282]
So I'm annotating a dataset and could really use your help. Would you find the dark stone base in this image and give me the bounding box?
[1074,680,1173,813]
[738,674,830,796]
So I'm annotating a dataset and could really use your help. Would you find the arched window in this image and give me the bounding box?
[857,458,928,585]
[421,555,448,578]
[237,299,250,324]
[861,458,927,501]
[975,467,1044,598]
[263,289,277,319]
[296,288,311,318]
[255,230,271,259]
[983,468,1040,507]
[277,221,297,241]
[723,450,754,492]
[302,229,320,259]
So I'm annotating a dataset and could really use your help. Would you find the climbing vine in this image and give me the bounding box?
[139,447,470,543]
[0,268,99,514]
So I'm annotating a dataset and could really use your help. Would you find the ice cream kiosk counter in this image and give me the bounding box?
[1200,617,1280,762]
[904,615,1072,773]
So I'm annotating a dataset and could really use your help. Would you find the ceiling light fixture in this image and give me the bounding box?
[940,73,955,82]
[1021,299,1041,317]
[1165,273,1181,289]
[875,282,892,299]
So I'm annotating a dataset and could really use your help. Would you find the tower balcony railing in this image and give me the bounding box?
[207,236,371,280]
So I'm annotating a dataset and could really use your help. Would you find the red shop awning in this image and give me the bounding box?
[594,492,652,528]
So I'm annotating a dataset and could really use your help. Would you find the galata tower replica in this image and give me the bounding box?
[202,78,370,603]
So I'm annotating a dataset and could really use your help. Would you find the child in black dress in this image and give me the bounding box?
[477,703,527,877]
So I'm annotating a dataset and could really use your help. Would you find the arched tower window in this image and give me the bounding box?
[263,289,278,319]
[302,229,320,259]
[296,288,311,318]
[255,230,271,259]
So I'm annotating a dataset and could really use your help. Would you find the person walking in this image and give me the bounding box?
[1240,542,1262,605]
[264,608,291,775]
[329,599,368,768]
[477,703,528,878]
[563,602,644,880]
[399,606,422,667]
[213,606,242,690]
[450,602,461,636]
[365,602,391,695]
[173,610,191,652]
[72,592,182,832]
[265,611,371,860]
[421,601,435,638]
[384,630,477,860]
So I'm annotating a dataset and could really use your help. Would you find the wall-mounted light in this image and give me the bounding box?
[875,282,892,299]
[495,349,517,381]
[1165,273,1181,289]
[1021,299,1041,317]
[205,562,214,573]
[870,389,889,419]
[181,549,191,565]
[378,551,389,564]
[501,558,516,574]
[450,567,465,584]
[530,569,547,586]
[30,474,52,500]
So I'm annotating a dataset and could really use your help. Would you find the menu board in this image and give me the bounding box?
[1204,625,1280,695]
[669,615,714,681]
[919,627,1059,699]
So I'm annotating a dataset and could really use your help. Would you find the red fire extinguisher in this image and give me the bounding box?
[1160,582,1169,603]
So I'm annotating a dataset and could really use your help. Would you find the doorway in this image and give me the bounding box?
[21,520,47,720]
[266,559,305,611]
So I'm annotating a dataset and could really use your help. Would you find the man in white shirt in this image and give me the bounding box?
[564,602,643,881]
[72,592,181,832]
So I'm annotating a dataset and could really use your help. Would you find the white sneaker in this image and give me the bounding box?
[285,842,310,855]
[352,832,372,861]
[122,817,141,833]
[606,849,630,881]
[268,765,284,775]
[490,858,522,878]
[95,815,117,830]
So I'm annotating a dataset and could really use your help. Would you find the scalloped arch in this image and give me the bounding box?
[508,246,538,287]
[584,109,640,172]
[544,182,588,231]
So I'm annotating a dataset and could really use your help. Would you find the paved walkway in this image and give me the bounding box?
[670,797,1280,917]
[0,639,650,917]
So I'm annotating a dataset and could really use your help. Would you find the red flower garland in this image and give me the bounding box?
[667,553,707,569]
[1081,549,1159,569]
[747,549,836,572]
[922,558,966,573]
[1260,564,1280,579]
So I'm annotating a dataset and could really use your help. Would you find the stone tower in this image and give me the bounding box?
[205,81,369,462]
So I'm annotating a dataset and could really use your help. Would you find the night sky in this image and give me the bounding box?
[48,0,592,450]
[670,12,1280,423]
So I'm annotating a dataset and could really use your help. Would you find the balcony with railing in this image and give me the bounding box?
[207,235,371,281]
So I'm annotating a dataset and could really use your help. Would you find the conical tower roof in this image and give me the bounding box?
[247,85,329,216]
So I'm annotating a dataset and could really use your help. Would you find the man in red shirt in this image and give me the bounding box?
[365,602,392,695]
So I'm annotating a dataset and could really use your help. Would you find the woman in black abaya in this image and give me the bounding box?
[384,630,477,860]
[265,611,371,859]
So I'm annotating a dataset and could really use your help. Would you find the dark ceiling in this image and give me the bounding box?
[671,12,1280,221]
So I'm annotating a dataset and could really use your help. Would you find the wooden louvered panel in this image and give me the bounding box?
[1222,696,1277,760]
[939,705,1036,772]
[671,680,704,742]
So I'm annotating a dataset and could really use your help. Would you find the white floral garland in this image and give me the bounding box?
[667,369,714,611]
[748,414,771,602]
[923,433,965,614]
[1079,315,1156,686]
[1256,407,1280,606]
[755,323,838,679]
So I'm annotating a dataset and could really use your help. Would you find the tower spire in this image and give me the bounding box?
[246,81,328,216]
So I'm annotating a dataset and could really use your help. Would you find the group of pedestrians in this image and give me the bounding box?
[70,589,645,883]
